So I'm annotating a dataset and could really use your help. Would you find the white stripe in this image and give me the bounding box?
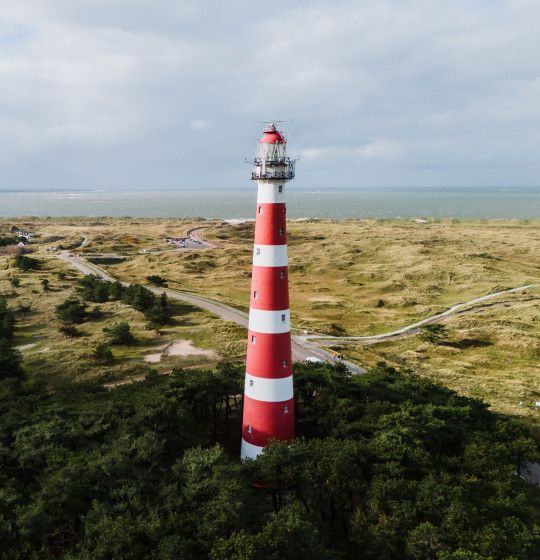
[257,182,285,203]
[241,438,264,460]
[249,308,290,334]
[253,244,288,267]
[244,373,293,402]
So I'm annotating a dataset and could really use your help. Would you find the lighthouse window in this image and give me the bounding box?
[281,314,286,322]
[247,424,253,434]
[256,248,261,256]
[279,270,285,279]
[279,227,284,236]
[253,290,258,300]
[283,405,289,414]
[282,359,288,368]
[278,185,283,193]
[251,335,256,344]
[258,206,262,214]
[249,379,254,386]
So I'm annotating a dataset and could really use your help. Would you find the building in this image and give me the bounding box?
[240,124,296,460]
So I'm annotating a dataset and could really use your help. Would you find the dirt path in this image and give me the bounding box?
[304,284,539,345]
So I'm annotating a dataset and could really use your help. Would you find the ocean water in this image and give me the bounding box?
[0,187,539,219]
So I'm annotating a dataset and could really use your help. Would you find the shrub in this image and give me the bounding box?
[14,252,39,271]
[92,343,114,365]
[0,297,15,339]
[56,298,87,324]
[0,235,18,247]
[9,277,20,288]
[122,284,156,312]
[59,325,82,338]
[144,292,172,327]
[104,321,135,345]
[419,323,448,344]
[146,275,168,287]
[78,275,112,302]
[0,338,23,379]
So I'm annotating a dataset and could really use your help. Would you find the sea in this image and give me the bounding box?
[0,186,539,219]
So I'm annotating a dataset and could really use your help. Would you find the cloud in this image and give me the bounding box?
[190,119,213,131]
[356,139,405,160]
[0,1,540,188]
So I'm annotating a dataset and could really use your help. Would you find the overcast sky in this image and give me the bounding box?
[1,0,539,190]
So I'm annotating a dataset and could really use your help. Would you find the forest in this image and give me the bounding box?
[1,312,539,560]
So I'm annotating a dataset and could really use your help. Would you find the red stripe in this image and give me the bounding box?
[250,266,289,310]
[242,396,295,447]
[246,331,292,378]
[254,203,287,245]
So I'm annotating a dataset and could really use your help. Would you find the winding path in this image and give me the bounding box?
[57,229,538,376]
[303,284,539,344]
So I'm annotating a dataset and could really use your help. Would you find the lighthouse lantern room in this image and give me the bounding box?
[240,124,296,460]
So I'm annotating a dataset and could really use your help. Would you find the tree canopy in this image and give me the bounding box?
[0,361,538,559]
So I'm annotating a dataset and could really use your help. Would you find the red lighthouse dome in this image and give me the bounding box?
[259,124,285,144]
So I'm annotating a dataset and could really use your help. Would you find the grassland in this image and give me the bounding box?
[1,217,538,431]
[0,222,246,386]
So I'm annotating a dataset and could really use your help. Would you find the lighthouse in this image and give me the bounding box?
[240,124,296,460]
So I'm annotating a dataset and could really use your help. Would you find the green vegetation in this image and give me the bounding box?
[0,297,23,380]
[59,325,82,338]
[147,274,168,286]
[0,235,18,246]
[78,275,173,327]
[0,296,16,339]
[104,321,136,345]
[0,218,539,558]
[14,251,40,271]
[0,338,23,379]
[420,323,449,344]
[1,218,538,427]
[56,298,88,324]
[0,363,538,559]
[92,341,114,364]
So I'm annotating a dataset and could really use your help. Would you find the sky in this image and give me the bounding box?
[0,0,539,190]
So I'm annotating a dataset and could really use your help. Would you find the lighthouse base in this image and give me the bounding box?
[240,438,264,460]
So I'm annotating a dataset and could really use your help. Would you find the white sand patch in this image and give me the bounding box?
[164,340,216,358]
[144,339,217,363]
[144,352,163,363]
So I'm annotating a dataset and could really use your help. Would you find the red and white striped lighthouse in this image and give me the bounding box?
[240,124,296,460]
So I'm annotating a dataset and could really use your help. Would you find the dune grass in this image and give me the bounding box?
[1,217,538,431]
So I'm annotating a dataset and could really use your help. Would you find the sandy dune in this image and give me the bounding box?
[144,339,217,363]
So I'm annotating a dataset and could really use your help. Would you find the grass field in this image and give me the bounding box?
[0,230,246,386]
[1,217,538,431]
